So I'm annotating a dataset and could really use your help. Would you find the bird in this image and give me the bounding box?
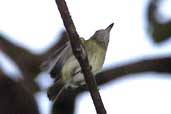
[41,23,114,101]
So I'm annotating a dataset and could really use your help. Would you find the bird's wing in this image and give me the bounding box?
[41,37,85,79]
[41,41,72,78]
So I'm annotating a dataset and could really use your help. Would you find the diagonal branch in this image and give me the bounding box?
[0,31,68,93]
[55,0,107,114]
[0,35,43,77]
[0,35,43,92]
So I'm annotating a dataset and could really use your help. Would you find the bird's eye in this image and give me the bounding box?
[95,30,100,34]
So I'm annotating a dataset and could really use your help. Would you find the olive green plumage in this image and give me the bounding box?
[42,23,114,101]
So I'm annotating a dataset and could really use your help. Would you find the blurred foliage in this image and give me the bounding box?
[0,71,39,114]
[147,0,171,43]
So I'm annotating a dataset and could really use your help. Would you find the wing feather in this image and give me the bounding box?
[41,41,72,78]
[41,37,85,79]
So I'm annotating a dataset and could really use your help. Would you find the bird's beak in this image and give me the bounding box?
[105,23,114,32]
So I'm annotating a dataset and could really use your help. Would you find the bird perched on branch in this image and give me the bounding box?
[42,23,114,101]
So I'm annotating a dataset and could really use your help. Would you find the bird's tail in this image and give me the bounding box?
[47,80,65,102]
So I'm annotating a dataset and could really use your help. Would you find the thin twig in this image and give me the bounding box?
[55,0,107,114]
[96,57,171,85]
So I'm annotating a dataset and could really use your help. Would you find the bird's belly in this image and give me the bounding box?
[61,55,80,82]
[61,47,105,86]
[88,49,105,74]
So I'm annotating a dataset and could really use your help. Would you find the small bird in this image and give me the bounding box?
[42,23,114,101]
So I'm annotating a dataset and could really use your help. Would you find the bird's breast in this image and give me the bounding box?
[85,40,106,74]
[61,39,106,83]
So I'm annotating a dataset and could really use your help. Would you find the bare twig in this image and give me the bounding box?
[96,57,171,85]
[55,0,107,114]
